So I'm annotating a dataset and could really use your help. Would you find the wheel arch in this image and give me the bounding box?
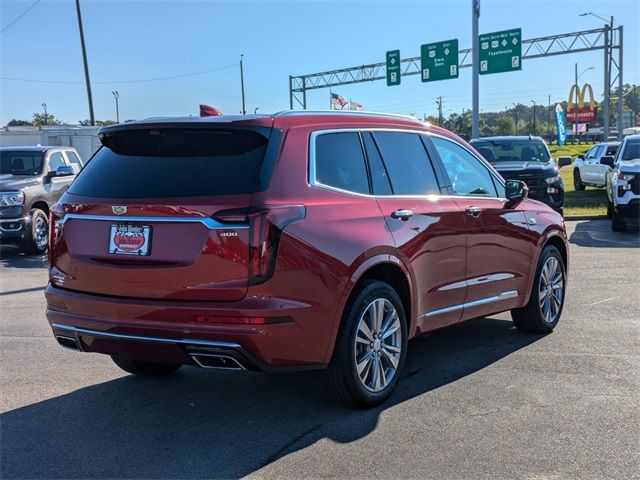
[522,229,569,305]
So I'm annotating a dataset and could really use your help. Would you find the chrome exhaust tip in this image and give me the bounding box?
[190,353,246,370]
[55,335,81,351]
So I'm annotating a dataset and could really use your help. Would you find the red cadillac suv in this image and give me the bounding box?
[46,111,568,407]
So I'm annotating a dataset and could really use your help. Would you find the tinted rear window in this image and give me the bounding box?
[315,132,370,195]
[69,128,271,198]
[372,132,440,195]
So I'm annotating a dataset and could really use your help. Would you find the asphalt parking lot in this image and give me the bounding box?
[1,219,638,479]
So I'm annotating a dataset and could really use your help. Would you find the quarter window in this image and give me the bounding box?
[315,132,370,195]
[372,132,440,195]
[431,137,502,197]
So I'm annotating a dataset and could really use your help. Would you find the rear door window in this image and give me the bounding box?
[314,132,370,195]
[372,131,440,196]
[69,127,271,198]
[64,151,83,173]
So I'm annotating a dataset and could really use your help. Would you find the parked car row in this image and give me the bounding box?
[42,111,569,407]
[0,146,84,253]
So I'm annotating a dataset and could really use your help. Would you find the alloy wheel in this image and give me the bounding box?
[353,298,402,392]
[538,256,564,324]
[34,215,48,249]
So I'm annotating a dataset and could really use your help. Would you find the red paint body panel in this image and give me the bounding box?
[46,112,568,369]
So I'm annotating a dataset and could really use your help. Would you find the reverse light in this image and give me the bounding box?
[0,191,25,206]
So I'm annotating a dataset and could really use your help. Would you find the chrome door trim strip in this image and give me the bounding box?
[423,290,518,318]
[437,273,515,291]
[51,323,243,349]
[59,213,247,230]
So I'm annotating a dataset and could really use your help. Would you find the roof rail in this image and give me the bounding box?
[272,110,421,122]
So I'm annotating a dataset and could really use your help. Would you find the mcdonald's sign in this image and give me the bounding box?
[566,83,597,123]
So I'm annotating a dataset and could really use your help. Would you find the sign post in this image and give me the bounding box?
[479,28,522,75]
[386,50,401,86]
[421,39,459,82]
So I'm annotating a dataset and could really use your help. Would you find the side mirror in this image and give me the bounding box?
[558,156,572,168]
[576,154,585,160]
[600,156,615,168]
[505,180,528,207]
[44,165,74,183]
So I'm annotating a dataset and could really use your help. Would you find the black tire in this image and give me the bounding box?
[606,201,613,219]
[573,169,585,191]
[611,209,627,232]
[324,280,408,408]
[111,356,182,377]
[511,245,566,334]
[22,208,48,255]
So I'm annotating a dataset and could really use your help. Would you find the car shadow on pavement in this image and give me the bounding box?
[568,219,640,249]
[1,317,542,479]
[0,245,48,269]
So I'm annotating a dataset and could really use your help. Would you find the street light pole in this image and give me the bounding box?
[240,54,246,115]
[471,0,480,139]
[531,100,536,135]
[75,0,95,126]
[112,91,119,123]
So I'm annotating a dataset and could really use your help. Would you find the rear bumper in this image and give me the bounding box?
[45,285,330,370]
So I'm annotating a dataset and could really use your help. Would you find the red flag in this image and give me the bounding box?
[200,104,222,117]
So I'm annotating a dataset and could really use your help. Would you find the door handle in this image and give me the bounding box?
[391,209,414,221]
[466,206,483,217]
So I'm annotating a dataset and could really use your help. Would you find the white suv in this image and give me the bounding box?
[604,135,640,232]
[573,141,620,190]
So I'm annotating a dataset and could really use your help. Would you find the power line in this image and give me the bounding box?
[0,63,238,85]
[0,0,40,34]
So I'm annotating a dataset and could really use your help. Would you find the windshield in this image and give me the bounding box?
[620,139,640,162]
[472,139,551,163]
[0,151,44,175]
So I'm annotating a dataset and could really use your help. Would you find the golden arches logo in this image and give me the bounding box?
[567,83,595,111]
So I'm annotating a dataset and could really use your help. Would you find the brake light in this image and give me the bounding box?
[247,205,305,284]
[212,205,305,284]
[48,203,67,266]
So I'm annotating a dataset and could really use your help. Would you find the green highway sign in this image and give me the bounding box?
[479,28,521,75]
[421,39,459,82]
[386,50,401,86]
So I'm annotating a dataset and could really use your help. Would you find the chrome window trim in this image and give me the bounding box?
[309,127,444,199]
[422,290,518,318]
[59,213,248,230]
[51,323,243,349]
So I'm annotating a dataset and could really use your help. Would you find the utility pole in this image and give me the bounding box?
[616,25,623,139]
[240,54,246,115]
[513,103,518,135]
[112,91,119,123]
[471,0,480,139]
[41,103,47,125]
[75,0,95,126]
[531,100,536,135]
[436,96,443,126]
[603,24,610,139]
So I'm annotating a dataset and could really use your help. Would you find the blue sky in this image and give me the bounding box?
[1,0,638,124]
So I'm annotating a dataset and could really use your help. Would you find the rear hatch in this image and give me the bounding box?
[50,120,279,301]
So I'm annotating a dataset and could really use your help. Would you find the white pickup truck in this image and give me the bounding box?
[573,141,620,190]
[603,135,640,232]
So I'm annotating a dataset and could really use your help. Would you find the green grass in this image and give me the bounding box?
[549,143,609,217]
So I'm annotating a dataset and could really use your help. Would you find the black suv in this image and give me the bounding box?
[470,136,569,215]
[0,146,83,253]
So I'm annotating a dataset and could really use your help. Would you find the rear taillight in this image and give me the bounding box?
[213,205,305,285]
[48,203,66,266]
